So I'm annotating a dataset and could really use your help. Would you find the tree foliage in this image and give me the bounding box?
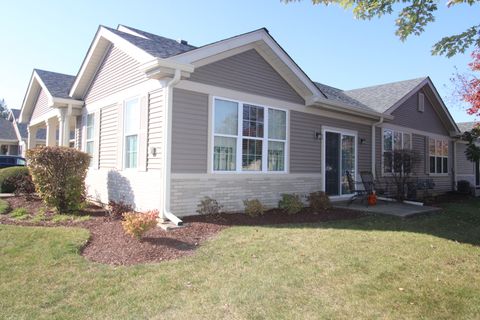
[0,99,9,119]
[283,0,480,57]
[455,49,480,161]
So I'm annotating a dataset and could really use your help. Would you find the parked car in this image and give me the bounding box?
[0,156,26,169]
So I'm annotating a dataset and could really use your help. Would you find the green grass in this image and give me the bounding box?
[0,200,479,319]
[10,207,29,220]
[0,198,8,214]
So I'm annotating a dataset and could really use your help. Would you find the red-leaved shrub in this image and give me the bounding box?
[121,210,158,239]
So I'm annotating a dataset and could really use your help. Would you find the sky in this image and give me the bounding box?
[0,0,478,122]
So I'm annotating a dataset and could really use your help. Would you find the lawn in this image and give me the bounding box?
[1,199,479,319]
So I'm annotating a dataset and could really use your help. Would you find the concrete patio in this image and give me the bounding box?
[334,200,442,218]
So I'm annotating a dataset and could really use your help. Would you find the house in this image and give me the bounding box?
[0,109,45,156]
[455,122,479,190]
[19,25,461,225]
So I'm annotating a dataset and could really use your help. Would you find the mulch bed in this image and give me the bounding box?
[0,196,363,266]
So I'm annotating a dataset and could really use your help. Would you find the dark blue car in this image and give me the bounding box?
[0,156,26,169]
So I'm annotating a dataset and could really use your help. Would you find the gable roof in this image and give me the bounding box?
[0,117,18,140]
[343,77,427,113]
[35,69,76,99]
[314,82,373,113]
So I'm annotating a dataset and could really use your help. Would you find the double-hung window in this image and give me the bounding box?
[213,98,287,172]
[383,129,411,173]
[429,138,448,174]
[85,113,95,167]
[124,98,140,169]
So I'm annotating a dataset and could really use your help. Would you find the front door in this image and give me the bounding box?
[324,130,356,196]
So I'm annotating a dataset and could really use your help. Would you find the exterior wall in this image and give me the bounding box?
[189,49,305,105]
[171,89,209,173]
[147,88,164,171]
[99,104,118,169]
[171,173,322,216]
[31,88,50,121]
[390,90,449,136]
[84,46,147,104]
[375,129,454,194]
[86,168,162,212]
[455,142,475,186]
[290,111,372,174]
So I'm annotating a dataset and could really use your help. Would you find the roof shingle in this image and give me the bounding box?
[35,69,76,99]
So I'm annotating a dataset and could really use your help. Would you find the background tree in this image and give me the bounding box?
[0,99,9,119]
[455,49,480,161]
[283,0,480,57]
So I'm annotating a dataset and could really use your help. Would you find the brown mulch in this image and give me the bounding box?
[0,196,363,266]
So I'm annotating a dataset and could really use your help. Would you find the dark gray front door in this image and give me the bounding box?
[325,132,340,196]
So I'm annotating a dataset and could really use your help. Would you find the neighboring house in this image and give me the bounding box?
[19,25,461,224]
[455,122,479,189]
[0,113,20,155]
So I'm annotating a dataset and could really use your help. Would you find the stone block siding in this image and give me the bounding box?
[86,169,162,212]
[170,174,323,217]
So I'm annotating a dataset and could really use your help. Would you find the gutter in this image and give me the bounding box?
[371,117,384,178]
[161,69,183,226]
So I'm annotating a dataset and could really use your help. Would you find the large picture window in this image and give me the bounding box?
[124,98,139,169]
[383,129,411,173]
[213,98,287,172]
[429,138,448,174]
[85,113,95,167]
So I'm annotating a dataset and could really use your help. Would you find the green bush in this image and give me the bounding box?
[278,193,303,215]
[196,196,223,216]
[243,199,265,217]
[10,207,28,219]
[0,167,30,193]
[308,191,332,213]
[26,147,90,213]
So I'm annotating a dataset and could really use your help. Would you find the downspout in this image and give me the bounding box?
[371,117,384,178]
[161,69,183,226]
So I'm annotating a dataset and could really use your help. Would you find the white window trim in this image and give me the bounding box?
[123,96,140,170]
[381,128,413,176]
[211,96,289,174]
[320,126,358,197]
[428,137,449,176]
[85,113,95,167]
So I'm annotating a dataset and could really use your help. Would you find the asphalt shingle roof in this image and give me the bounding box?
[343,77,427,113]
[35,69,76,99]
[457,121,479,133]
[0,118,18,140]
[314,82,374,113]
[106,26,196,59]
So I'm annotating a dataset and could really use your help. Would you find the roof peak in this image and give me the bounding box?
[345,77,428,93]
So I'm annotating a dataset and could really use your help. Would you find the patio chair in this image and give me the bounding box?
[346,170,369,206]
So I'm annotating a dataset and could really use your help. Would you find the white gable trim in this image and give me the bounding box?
[19,71,54,123]
[69,26,155,99]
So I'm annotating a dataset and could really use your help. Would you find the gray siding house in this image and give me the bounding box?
[19,25,462,224]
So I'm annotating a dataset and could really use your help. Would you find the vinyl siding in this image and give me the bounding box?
[147,88,164,170]
[391,90,449,135]
[99,104,118,168]
[456,143,475,175]
[84,46,147,104]
[171,88,209,173]
[375,130,453,193]
[290,111,372,174]
[189,49,304,105]
[31,88,50,121]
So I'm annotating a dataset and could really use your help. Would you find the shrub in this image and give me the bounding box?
[122,210,158,239]
[308,191,332,213]
[10,207,28,220]
[457,180,472,194]
[278,193,303,215]
[26,147,90,213]
[0,167,29,193]
[243,199,265,217]
[196,196,223,216]
[7,174,36,199]
[108,200,133,220]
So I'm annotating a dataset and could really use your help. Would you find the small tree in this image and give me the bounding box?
[26,146,90,213]
[0,99,9,119]
[385,149,420,201]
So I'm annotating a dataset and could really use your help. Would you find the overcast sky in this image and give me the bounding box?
[1,0,478,122]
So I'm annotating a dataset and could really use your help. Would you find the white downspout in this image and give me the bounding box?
[161,69,183,226]
[371,117,384,178]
